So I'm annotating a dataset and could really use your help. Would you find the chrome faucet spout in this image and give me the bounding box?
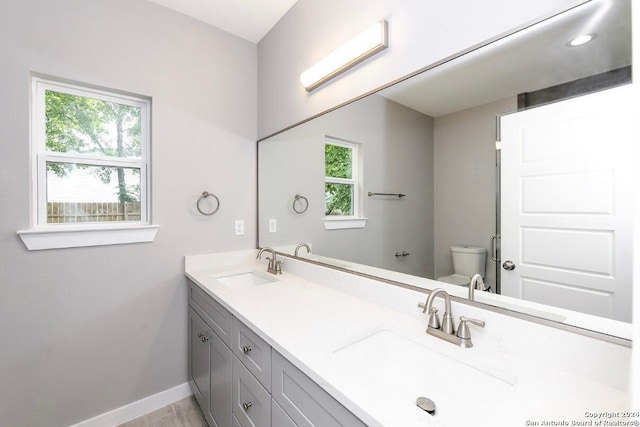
[256,247,275,262]
[424,288,454,334]
[256,247,282,275]
[294,243,311,257]
[468,274,486,301]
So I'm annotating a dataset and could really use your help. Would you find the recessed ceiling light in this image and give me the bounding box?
[567,33,597,47]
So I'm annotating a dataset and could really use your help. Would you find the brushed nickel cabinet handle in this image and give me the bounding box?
[242,345,252,354]
[242,401,252,410]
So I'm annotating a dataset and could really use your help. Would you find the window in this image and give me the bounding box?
[17,76,158,250]
[324,137,366,229]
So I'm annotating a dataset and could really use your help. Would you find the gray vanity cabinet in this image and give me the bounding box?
[272,351,367,427]
[272,400,297,427]
[188,308,233,427]
[187,279,365,427]
[232,356,272,426]
[232,317,272,390]
[231,317,272,426]
[188,281,233,347]
[188,308,211,410]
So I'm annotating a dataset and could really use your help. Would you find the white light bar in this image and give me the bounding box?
[300,20,388,92]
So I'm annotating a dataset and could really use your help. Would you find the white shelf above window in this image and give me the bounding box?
[17,224,159,251]
[323,217,368,230]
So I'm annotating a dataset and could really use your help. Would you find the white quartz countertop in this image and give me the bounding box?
[185,250,629,427]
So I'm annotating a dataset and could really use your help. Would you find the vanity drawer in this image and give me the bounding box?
[272,351,366,427]
[232,317,271,391]
[233,356,271,427]
[188,280,232,347]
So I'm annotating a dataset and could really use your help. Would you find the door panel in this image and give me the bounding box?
[210,328,233,427]
[500,85,634,322]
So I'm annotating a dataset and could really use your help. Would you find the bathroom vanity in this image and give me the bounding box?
[185,250,629,427]
[187,279,365,427]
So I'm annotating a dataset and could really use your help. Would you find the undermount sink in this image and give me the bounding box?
[332,329,515,425]
[212,271,278,289]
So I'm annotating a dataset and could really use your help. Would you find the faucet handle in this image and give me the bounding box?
[456,316,485,340]
[427,307,441,329]
[417,301,441,329]
[274,259,284,274]
[417,301,427,312]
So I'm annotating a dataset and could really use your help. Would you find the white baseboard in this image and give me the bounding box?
[70,382,192,427]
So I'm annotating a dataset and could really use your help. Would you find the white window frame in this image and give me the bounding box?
[323,137,367,230]
[17,76,158,250]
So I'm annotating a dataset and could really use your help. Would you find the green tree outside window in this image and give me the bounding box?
[325,142,356,216]
[45,90,142,203]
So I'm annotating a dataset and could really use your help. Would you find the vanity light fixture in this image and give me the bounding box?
[567,33,597,47]
[300,20,388,92]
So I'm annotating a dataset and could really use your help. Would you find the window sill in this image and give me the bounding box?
[17,224,159,251]
[323,216,368,230]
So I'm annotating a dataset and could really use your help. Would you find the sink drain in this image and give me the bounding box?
[416,397,436,415]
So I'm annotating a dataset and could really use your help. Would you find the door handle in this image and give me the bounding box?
[502,260,516,271]
[491,235,500,262]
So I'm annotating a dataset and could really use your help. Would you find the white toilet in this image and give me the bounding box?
[437,245,487,286]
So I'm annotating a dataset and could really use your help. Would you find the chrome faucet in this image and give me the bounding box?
[423,288,455,334]
[294,243,311,257]
[418,288,485,348]
[468,273,486,301]
[256,247,283,275]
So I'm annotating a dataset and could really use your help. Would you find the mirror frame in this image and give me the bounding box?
[256,2,633,348]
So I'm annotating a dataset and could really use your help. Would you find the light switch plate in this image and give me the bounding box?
[269,219,277,233]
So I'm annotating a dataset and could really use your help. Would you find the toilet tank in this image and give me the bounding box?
[451,246,487,278]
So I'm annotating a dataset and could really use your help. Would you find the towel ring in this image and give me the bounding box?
[292,194,309,214]
[197,191,220,216]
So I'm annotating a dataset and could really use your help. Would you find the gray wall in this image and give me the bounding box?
[433,97,517,289]
[257,0,581,138]
[259,95,434,277]
[0,1,256,426]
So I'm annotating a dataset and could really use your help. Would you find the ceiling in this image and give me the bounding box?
[379,0,631,117]
[146,0,298,43]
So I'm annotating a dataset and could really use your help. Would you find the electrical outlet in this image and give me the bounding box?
[269,219,277,233]
[234,220,244,236]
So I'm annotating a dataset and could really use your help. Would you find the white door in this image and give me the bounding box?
[500,85,635,322]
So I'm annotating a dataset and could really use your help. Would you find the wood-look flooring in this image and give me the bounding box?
[118,395,207,427]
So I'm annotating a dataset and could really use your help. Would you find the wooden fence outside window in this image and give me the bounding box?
[47,202,141,223]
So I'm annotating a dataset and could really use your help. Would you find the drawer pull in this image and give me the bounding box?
[242,345,252,354]
[201,334,209,342]
[197,332,205,338]
[242,401,253,411]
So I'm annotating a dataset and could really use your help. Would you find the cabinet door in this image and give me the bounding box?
[209,326,233,427]
[272,351,366,427]
[272,399,297,427]
[189,308,233,427]
[189,308,211,417]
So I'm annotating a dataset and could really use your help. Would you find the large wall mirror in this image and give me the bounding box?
[258,0,633,341]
